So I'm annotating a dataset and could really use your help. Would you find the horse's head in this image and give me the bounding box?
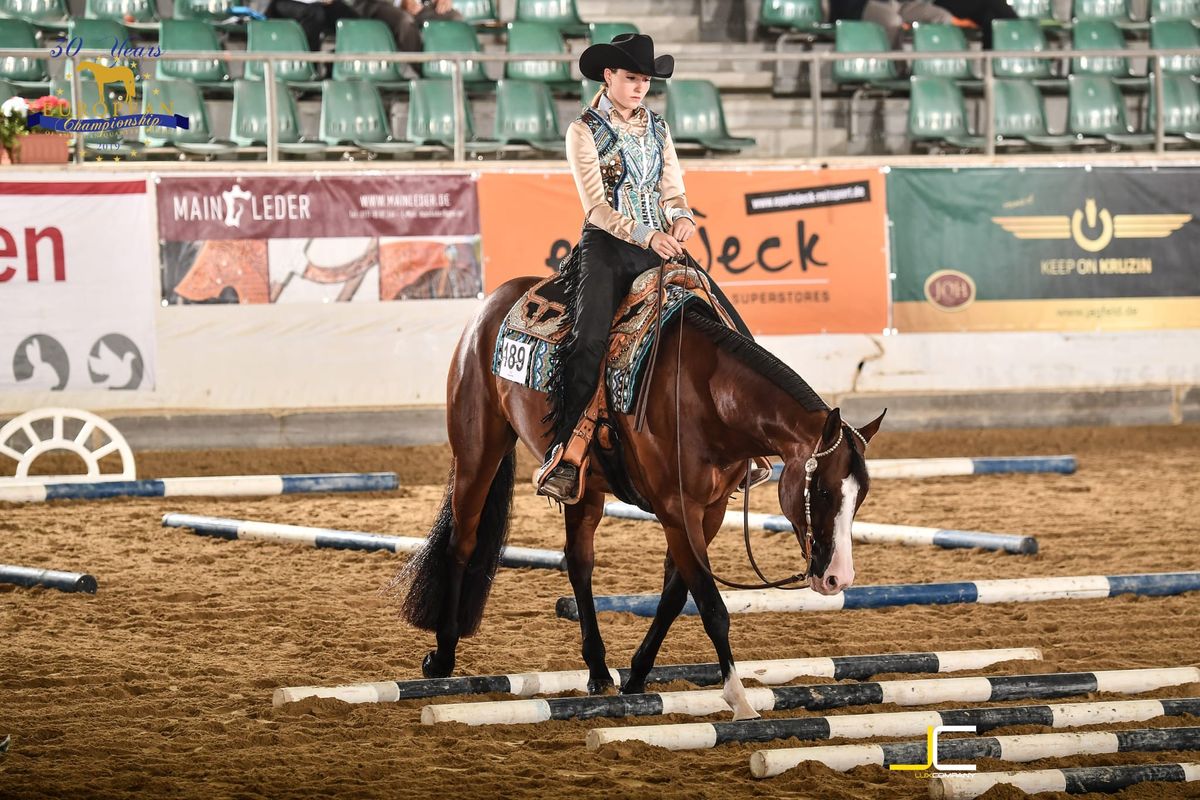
[779,407,886,596]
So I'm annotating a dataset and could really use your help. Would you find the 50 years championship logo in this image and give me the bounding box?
[25,33,188,159]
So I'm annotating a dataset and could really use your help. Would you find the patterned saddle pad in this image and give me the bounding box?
[491,265,721,414]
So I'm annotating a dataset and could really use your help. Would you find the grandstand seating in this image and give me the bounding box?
[421,18,491,86]
[319,78,417,156]
[156,18,231,89]
[331,19,408,91]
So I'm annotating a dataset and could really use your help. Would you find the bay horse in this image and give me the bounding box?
[393,271,885,720]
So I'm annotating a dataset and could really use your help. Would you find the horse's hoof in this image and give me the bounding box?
[619,680,646,695]
[422,650,453,679]
[587,677,615,696]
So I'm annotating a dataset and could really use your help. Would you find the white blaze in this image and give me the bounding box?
[827,474,859,587]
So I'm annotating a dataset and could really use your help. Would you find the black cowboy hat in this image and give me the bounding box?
[578,33,674,83]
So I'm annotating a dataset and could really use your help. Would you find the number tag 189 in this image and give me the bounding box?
[498,338,533,385]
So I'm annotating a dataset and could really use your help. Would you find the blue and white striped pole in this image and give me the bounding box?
[163,514,567,571]
[556,572,1200,620]
[0,472,399,503]
[273,647,1040,706]
[603,502,1038,554]
[770,455,1077,481]
[0,564,97,594]
[752,725,1200,777]
[420,667,1200,727]
[931,762,1200,800]
[585,696,1200,751]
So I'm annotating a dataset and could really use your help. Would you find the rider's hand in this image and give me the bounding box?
[650,231,684,260]
[670,217,695,243]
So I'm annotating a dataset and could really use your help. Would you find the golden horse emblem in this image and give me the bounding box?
[75,61,138,101]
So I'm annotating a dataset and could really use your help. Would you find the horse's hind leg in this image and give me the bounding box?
[422,402,516,679]
[564,486,614,694]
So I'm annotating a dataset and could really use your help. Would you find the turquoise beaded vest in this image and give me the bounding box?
[579,102,671,237]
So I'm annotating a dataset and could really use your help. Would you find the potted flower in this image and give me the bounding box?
[1,95,29,164]
[18,95,73,164]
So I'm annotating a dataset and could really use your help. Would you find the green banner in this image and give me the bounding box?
[889,167,1200,331]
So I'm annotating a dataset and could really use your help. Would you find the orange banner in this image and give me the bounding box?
[478,168,889,335]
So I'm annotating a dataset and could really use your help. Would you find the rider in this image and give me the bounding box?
[533,33,770,504]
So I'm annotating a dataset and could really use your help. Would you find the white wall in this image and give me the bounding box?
[2,301,1196,414]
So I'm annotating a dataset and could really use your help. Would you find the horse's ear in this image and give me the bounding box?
[821,407,843,446]
[857,409,887,444]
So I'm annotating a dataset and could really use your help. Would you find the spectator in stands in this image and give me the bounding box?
[267,0,358,53]
[830,0,1014,48]
[348,0,462,52]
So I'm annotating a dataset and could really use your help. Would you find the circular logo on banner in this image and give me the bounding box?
[13,334,70,390]
[924,270,977,312]
[88,334,145,391]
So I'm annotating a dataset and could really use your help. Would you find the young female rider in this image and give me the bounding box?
[534,33,769,504]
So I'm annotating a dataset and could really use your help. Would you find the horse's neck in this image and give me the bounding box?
[706,339,825,463]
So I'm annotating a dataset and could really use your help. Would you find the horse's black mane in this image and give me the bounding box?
[684,307,830,414]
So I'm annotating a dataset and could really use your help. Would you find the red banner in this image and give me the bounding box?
[478,168,889,335]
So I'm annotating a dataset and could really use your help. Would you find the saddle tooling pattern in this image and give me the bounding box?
[491,265,720,413]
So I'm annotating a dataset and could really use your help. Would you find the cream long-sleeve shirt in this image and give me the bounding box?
[565,96,694,249]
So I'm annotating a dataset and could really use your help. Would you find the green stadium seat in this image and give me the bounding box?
[244,19,321,90]
[1148,73,1200,143]
[0,78,16,103]
[908,75,985,149]
[84,0,159,33]
[4,0,68,30]
[230,78,328,155]
[1149,0,1199,18]
[1068,74,1155,146]
[155,19,231,88]
[0,19,49,92]
[665,78,757,153]
[1073,0,1135,22]
[515,0,587,37]
[759,0,830,33]
[139,78,238,157]
[993,19,1064,87]
[494,78,565,153]
[992,77,1076,146]
[457,0,497,24]
[580,77,601,97]
[1008,0,1055,20]
[911,22,978,84]
[319,79,416,156]
[1151,19,1200,75]
[1071,20,1146,88]
[832,20,908,90]
[172,0,231,24]
[421,19,491,86]
[588,21,637,43]
[332,19,408,91]
[505,21,573,89]
[405,78,502,154]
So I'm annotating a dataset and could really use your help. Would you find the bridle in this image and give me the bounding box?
[643,252,870,591]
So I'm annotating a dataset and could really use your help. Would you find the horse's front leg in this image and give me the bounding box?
[564,487,614,695]
[662,504,760,720]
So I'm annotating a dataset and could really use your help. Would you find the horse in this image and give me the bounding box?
[392,269,886,720]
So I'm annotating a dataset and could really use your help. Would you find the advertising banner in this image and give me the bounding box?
[157,174,483,304]
[0,178,156,392]
[889,167,1200,331]
[478,168,889,335]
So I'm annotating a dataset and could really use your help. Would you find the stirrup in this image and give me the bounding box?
[534,444,586,505]
[738,457,774,491]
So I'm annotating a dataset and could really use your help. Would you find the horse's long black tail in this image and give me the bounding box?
[391,452,516,637]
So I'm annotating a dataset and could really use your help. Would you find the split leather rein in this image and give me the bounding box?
[631,252,866,592]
